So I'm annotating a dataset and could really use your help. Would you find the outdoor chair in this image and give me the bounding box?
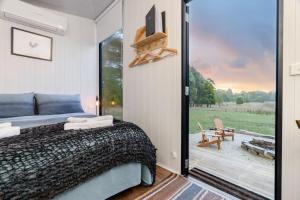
[213,118,235,141]
[197,122,221,150]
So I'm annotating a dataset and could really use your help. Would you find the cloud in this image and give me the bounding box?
[189,0,277,92]
[231,57,248,69]
[189,0,277,59]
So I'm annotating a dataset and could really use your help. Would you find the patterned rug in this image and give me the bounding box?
[134,173,227,200]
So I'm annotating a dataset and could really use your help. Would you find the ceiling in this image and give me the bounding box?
[21,0,115,20]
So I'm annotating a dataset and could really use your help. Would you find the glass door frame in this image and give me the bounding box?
[180,0,283,199]
[99,42,103,116]
[99,30,123,117]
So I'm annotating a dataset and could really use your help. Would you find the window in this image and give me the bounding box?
[100,30,123,119]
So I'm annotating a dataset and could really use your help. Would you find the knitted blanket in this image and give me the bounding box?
[0,121,156,200]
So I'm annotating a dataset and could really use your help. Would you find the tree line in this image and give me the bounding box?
[189,67,275,107]
[102,32,123,108]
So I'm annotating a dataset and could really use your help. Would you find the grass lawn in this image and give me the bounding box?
[189,107,275,135]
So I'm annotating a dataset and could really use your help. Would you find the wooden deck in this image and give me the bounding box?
[189,133,275,199]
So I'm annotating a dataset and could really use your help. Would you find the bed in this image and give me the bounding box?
[0,113,156,200]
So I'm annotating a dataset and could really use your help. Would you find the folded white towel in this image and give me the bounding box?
[0,122,12,129]
[0,127,20,139]
[67,115,114,123]
[93,115,114,121]
[66,117,88,123]
[64,119,113,130]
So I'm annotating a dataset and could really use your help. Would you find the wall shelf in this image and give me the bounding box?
[129,26,177,68]
[131,32,167,49]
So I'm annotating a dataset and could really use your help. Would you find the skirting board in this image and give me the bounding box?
[156,163,180,175]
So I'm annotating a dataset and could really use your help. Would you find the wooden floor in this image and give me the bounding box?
[112,166,172,200]
[112,165,231,200]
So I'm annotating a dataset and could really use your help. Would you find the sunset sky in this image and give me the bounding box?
[189,0,277,93]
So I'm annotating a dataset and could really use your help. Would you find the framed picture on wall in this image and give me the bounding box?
[11,27,53,61]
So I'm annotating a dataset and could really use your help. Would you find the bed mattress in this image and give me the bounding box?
[54,163,152,200]
[0,113,95,129]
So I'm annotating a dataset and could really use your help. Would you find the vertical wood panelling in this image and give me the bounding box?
[282,0,300,199]
[123,0,182,173]
[0,12,97,114]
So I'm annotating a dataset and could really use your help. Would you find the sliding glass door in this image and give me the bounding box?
[182,0,281,199]
[100,31,123,119]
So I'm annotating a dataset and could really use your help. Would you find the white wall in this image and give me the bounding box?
[0,12,98,114]
[282,0,300,199]
[96,0,123,43]
[123,0,182,173]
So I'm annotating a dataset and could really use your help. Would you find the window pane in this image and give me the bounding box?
[101,31,123,119]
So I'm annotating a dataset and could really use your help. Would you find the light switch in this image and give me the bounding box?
[290,64,300,75]
[171,151,177,159]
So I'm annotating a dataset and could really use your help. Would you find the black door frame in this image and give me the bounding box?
[98,30,124,117]
[99,42,103,116]
[181,0,283,199]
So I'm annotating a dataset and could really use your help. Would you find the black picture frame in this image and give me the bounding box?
[11,27,53,61]
[146,5,156,37]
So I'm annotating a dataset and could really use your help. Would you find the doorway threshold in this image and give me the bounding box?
[189,168,270,200]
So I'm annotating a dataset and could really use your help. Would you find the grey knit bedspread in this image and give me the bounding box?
[0,121,156,200]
